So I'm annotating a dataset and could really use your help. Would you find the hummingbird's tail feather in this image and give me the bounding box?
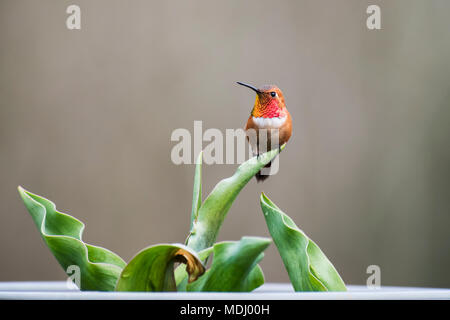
[255,161,272,182]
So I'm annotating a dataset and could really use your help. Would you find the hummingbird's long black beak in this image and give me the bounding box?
[236,82,260,93]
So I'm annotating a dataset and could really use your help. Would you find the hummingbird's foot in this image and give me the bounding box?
[278,146,282,153]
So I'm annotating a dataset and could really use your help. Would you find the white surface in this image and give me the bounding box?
[0,282,449,300]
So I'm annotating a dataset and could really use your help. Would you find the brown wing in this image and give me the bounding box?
[279,110,292,146]
[245,116,259,155]
[244,115,256,131]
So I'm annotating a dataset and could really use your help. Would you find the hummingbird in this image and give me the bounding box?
[237,81,292,182]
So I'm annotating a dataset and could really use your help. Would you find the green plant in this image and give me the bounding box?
[18,146,346,292]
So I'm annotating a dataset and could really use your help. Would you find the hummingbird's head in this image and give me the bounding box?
[237,82,287,118]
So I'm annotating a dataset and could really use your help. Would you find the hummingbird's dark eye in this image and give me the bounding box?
[270,92,277,97]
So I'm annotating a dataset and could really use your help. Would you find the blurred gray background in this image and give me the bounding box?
[1,0,449,288]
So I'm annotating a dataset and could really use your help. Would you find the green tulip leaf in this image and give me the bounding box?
[186,146,284,252]
[260,193,347,291]
[115,243,205,291]
[17,186,126,291]
[185,151,203,244]
[184,237,270,292]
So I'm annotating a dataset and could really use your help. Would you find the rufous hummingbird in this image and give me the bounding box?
[237,82,292,182]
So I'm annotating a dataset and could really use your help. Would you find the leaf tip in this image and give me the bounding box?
[259,192,272,206]
[196,150,203,164]
[17,185,30,201]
